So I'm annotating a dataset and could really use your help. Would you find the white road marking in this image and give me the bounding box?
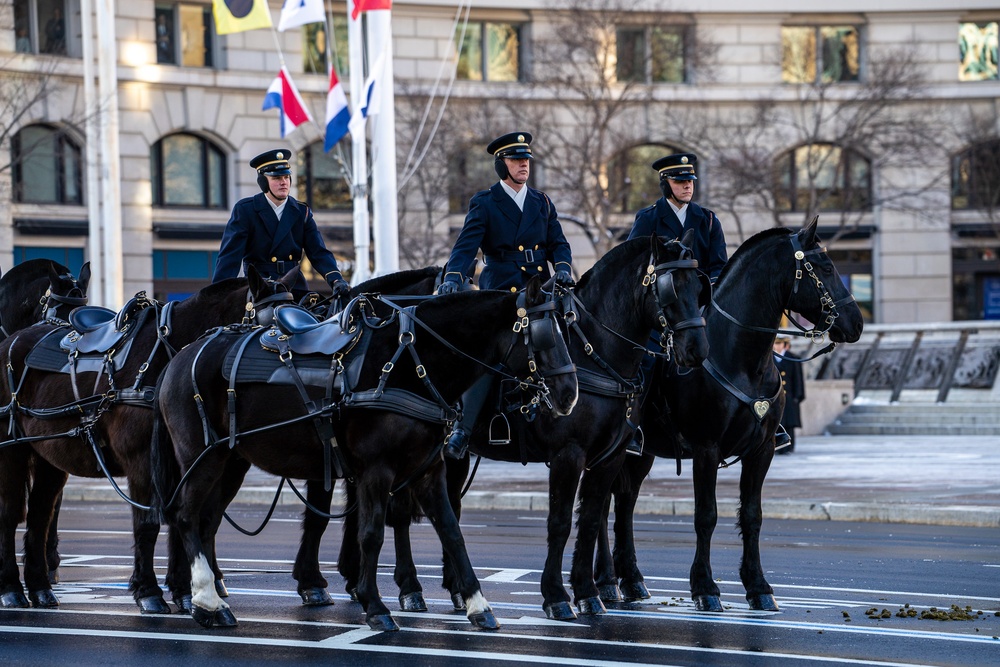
[482,569,534,583]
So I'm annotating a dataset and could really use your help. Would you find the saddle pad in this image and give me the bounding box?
[222,332,342,387]
[25,330,134,375]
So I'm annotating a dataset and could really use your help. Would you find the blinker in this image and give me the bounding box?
[528,317,559,350]
[656,272,677,307]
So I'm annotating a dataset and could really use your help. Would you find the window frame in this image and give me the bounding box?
[455,21,524,82]
[775,143,872,213]
[951,139,1000,211]
[781,24,862,85]
[607,143,688,214]
[154,2,217,68]
[14,0,81,57]
[11,124,84,205]
[297,141,353,212]
[150,133,227,210]
[959,21,999,82]
[615,24,688,85]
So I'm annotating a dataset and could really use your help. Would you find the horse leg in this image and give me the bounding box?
[337,482,362,601]
[541,446,585,621]
[739,449,778,611]
[45,491,62,584]
[389,493,426,612]
[570,454,626,616]
[200,455,254,600]
[690,446,723,612]
[593,489,619,602]
[0,448,29,608]
[22,458,66,608]
[612,453,655,602]
[413,465,498,630]
[354,469,397,631]
[129,494,171,614]
[293,480,334,606]
[440,454,470,610]
[165,525,193,612]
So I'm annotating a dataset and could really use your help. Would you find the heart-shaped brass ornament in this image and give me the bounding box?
[753,400,770,419]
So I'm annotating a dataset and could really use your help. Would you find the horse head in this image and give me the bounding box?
[44,261,90,323]
[649,230,710,367]
[246,265,298,327]
[783,217,864,345]
[521,275,578,417]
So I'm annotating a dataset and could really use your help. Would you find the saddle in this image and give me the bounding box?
[259,303,362,357]
[61,295,150,355]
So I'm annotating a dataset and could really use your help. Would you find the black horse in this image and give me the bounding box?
[591,218,864,612]
[0,259,90,340]
[151,275,578,631]
[0,267,296,612]
[337,233,711,620]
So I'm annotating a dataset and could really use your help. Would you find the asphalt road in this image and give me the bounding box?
[1,501,998,666]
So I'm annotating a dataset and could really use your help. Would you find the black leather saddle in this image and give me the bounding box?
[61,296,149,355]
[260,305,361,357]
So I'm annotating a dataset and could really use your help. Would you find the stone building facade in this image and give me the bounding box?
[1,0,998,322]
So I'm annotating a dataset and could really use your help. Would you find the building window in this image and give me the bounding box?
[952,140,1000,211]
[155,3,215,67]
[296,142,351,211]
[448,142,497,214]
[608,143,687,214]
[13,0,81,57]
[782,25,860,84]
[11,125,83,205]
[827,248,873,322]
[150,133,226,208]
[456,22,522,82]
[303,16,349,77]
[13,245,85,270]
[959,22,999,82]
[616,26,686,84]
[152,249,218,302]
[775,144,871,212]
[952,246,1000,320]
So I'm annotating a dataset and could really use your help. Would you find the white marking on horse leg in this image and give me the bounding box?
[190,553,224,611]
[464,590,490,617]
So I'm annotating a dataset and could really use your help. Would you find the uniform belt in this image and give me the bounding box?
[485,249,548,264]
[248,260,301,275]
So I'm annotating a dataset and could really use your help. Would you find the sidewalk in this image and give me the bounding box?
[61,435,1000,527]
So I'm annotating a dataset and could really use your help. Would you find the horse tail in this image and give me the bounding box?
[149,379,179,525]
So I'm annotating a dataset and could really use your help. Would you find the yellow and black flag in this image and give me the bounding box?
[212,0,273,35]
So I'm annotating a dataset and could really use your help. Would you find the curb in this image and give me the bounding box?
[62,485,1000,528]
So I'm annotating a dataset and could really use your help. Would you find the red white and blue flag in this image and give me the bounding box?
[351,0,392,20]
[324,68,351,151]
[262,67,314,138]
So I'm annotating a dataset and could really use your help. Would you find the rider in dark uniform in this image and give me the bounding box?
[438,131,576,458]
[213,149,350,301]
[773,334,805,454]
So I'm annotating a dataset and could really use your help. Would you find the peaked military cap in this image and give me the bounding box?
[487,132,533,159]
[250,149,293,176]
[653,153,697,181]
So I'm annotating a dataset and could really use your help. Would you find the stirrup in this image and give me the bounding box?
[774,426,792,451]
[488,413,511,445]
[626,428,644,456]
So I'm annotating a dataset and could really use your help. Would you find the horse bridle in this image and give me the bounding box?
[40,273,89,324]
[643,243,708,355]
[512,289,577,412]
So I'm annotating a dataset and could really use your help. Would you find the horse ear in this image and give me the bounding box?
[246,264,264,295]
[47,261,62,288]
[524,274,542,304]
[681,228,695,249]
[798,215,819,247]
[78,262,92,292]
[280,265,300,290]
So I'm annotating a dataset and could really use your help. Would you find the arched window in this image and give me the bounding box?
[775,143,871,212]
[952,139,1000,210]
[150,133,226,208]
[11,124,83,204]
[608,143,687,214]
[296,142,352,211]
[448,142,497,214]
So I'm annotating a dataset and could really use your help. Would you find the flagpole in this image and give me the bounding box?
[347,7,371,283]
[367,9,398,276]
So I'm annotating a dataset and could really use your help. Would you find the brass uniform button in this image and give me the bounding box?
[271,256,277,262]
[518,245,524,251]
[288,254,293,260]
[521,266,526,271]
[537,266,543,271]
[534,244,539,250]
[510,287,517,292]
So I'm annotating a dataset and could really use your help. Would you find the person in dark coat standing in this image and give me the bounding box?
[437,131,575,294]
[213,149,349,301]
[773,334,806,454]
[627,152,728,283]
[438,131,576,458]
[624,152,728,455]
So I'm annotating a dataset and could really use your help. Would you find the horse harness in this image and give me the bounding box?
[0,271,88,339]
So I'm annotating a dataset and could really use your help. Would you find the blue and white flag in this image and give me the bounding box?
[278,0,326,32]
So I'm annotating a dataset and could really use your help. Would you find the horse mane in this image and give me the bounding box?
[574,237,648,294]
[180,277,249,305]
[354,267,441,294]
[714,226,792,287]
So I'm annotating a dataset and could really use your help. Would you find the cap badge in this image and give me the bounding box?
[276,152,284,159]
[681,156,689,164]
[517,135,525,142]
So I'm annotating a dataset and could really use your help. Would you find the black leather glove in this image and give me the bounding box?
[554,269,575,287]
[328,278,350,299]
[437,278,460,295]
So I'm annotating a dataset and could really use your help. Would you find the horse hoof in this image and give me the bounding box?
[576,596,607,616]
[214,607,238,627]
[748,594,780,611]
[48,569,60,585]
[450,592,466,611]
[469,610,501,630]
[173,594,193,614]
[0,591,29,608]
[191,605,217,628]
[399,592,427,612]
[598,584,622,603]
[693,595,724,612]
[543,601,578,621]
[366,613,400,632]
[29,589,59,609]
[620,581,650,602]
[136,595,171,615]
[299,587,335,607]
[215,579,229,598]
